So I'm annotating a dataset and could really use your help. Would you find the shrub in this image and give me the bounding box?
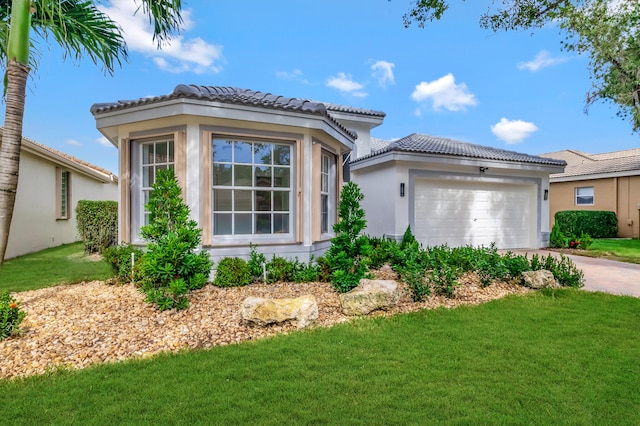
[555,210,618,238]
[430,265,459,298]
[549,223,565,248]
[0,291,26,341]
[325,182,372,292]
[544,254,585,288]
[400,225,417,250]
[102,244,144,283]
[291,257,321,283]
[214,257,252,287]
[248,244,267,281]
[75,200,118,254]
[139,169,212,310]
[266,255,296,284]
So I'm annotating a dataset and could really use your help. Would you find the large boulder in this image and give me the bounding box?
[522,270,558,289]
[240,295,318,329]
[339,279,401,316]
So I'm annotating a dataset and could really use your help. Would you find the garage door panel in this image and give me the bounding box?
[413,179,535,249]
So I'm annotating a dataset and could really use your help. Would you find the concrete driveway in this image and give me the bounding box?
[513,250,640,298]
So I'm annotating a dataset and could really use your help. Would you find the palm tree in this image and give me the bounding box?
[0,0,184,263]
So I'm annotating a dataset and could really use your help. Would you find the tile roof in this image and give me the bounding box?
[540,148,640,178]
[0,127,117,182]
[370,137,391,152]
[353,133,566,166]
[90,85,381,140]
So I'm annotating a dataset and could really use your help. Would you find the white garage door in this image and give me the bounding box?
[413,179,536,249]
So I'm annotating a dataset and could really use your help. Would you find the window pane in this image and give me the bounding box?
[156,142,168,163]
[256,191,272,211]
[256,214,271,234]
[212,164,232,186]
[274,214,289,234]
[143,144,154,165]
[255,166,272,187]
[168,141,174,162]
[214,214,232,235]
[273,145,290,165]
[235,214,252,234]
[234,141,253,163]
[213,189,232,211]
[234,165,252,186]
[254,143,272,165]
[213,139,233,162]
[143,166,153,187]
[273,167,290,188]
[273,191,289,212]
[321,194,328,233]
[235,190,252,211]
[321,174,328,193]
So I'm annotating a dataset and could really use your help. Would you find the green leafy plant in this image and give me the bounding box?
[214,257,252,287]
[555,210,618,239]
[325,182,372,292]
[430,265,459,298]
[266,255,296,284]
[139,169,212,310]
[75,200,118,254]
[248,243,267,281]
[102,244,145,283]
[549,223,566,248]
[0,291,26,341]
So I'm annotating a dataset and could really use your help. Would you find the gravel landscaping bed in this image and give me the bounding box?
[0,272,531,380]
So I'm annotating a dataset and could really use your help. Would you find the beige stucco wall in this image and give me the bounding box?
[549,176,640,238]
[6,151,118,259]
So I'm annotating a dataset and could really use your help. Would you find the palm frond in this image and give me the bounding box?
[137,0,183,48]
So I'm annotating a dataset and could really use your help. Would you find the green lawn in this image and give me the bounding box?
[0,242,114,292]
[1,289,638,425]
[587,238,640,263]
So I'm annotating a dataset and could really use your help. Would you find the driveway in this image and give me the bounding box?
[513,250,640,298]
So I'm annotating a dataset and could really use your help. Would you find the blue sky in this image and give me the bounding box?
[6,0,639,174]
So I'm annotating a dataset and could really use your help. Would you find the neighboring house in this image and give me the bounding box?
[91,85,564,263]
[351,134,565,249]
[540,149,640,238]
[0,128,118,259]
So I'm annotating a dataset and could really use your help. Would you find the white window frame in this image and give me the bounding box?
[130,137,175,242]
[211,137,295,244]
[56,168,71,220]
[320,151,336,237]
[575,186,594,206]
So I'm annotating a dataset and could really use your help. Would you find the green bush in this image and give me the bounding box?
[0,291,26,341]
[555,210,618,238]
[325,182,372,292]
[248,244,267,281]
[139,169,212,311]
[214,257,252,287]
[102,244,144,283]
[75,200,118,254]
[430,265,459,298]
[266,255,296,284]
[549,223,565,248]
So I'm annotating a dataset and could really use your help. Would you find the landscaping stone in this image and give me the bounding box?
[522,270,557,289]
[240,295,318,329]
[339,279,401,316]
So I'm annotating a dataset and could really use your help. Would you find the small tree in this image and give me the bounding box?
[325,182,371,292]
[139,169,212,310]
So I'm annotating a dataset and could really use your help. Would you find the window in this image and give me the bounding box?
[575,186,594,205]
[320,152,336,236]
[131,137,175,241]
[212,138,292,238]
[56,169,71,219]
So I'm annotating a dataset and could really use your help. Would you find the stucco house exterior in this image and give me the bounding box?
[91,85,564,261]
[540,149,640,238]
[0,128,118,259]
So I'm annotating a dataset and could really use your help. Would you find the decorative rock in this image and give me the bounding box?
[521,270,557,289]
[339,279,401,316]
[240,295,318,329]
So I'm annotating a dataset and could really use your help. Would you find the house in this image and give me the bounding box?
[91,85,564,263]
[351,134,565,249]
[540,149,640,238]
[0,128,118,259]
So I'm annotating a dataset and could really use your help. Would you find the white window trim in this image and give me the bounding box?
[320,151,336,239]
[210,137,297,245]
[575,186,594,206]
[56,168,71,220]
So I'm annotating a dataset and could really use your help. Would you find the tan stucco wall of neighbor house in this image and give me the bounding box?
[549,177,640,238]
[6,150,118,259]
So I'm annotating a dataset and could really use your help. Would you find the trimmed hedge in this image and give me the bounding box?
[554,210,618,239]
[75,200,118,253]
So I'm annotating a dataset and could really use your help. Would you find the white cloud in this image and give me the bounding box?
[66,139,82,146]
[326,72,367,97]
[96,136,114,147]
[371,60,395,88]
[411,73,477,112]
[491,118,539,144]
[518,50,568,72]
[99,0,223,74]
[275,69,311,85]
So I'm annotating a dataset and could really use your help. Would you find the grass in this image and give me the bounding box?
[0,242,114,292]
[584,238,640,263]
[1,289,638,424]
